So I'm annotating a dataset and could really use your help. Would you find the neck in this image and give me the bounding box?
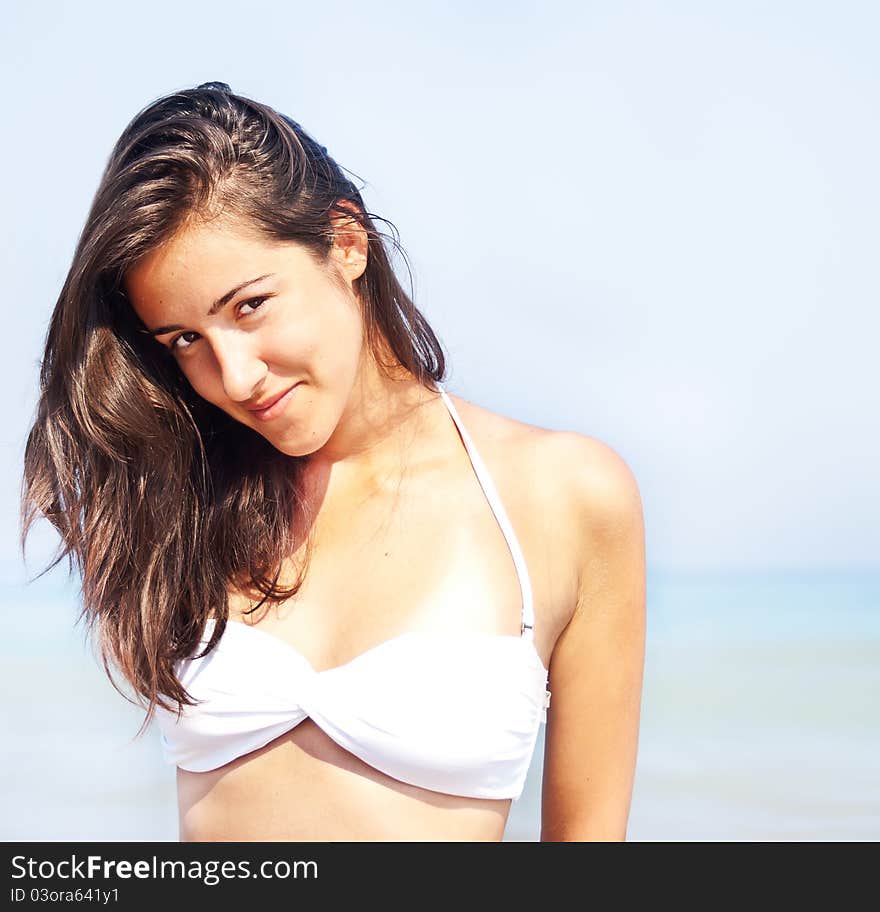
[302,354,443,496]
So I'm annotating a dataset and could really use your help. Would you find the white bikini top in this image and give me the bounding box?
[154,386,551,802]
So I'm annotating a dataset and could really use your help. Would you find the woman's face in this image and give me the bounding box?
[125,213,368,458]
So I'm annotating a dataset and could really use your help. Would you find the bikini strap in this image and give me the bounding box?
[436,385,536,640]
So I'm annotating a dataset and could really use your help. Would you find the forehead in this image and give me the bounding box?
[124,217,311,322]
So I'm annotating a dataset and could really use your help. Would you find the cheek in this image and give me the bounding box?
[170,347,228,406]
[191,372,218,400]
[272,298,365,375]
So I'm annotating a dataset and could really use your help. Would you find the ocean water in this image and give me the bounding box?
[2,569,877,841]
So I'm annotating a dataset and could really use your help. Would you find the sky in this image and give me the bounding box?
[3,0,878,578]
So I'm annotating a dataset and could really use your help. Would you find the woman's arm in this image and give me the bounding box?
[540,435,647,842]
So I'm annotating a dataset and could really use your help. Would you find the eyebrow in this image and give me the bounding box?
[139,274,275,337]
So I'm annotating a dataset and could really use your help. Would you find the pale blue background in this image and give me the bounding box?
[3,1,878,841]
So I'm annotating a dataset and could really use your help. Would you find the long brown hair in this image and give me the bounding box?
[19,82,446,729]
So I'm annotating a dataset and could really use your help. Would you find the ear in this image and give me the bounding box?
[328,199,368,282]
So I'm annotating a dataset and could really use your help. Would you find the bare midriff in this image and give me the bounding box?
[176,719,511,841]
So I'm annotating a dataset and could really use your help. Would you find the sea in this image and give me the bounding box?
[2,568,877,841]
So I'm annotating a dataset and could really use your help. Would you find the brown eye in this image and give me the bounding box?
[238,295,270,315]
[170,331,199,353]
[167,295,271,354]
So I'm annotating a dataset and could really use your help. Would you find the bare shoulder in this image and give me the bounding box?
[443,392,553,497]
[542,431,644,538]
[446,392,643,627]
[448,391,642,533]
[534,432,646,841]
[532,430,644,632]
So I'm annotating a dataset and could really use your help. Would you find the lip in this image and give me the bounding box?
[247,383,300,421]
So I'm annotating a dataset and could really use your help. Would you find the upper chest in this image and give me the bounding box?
[227,396,580,672]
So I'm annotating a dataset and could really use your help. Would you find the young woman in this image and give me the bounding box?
[20,82,646,842]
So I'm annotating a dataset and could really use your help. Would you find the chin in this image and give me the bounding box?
[265,428,327,459]
[272,442,313,458]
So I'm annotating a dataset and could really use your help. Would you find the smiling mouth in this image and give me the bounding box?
[247,383,300,421]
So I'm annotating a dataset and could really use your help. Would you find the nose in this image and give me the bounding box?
[210,332,267,404]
